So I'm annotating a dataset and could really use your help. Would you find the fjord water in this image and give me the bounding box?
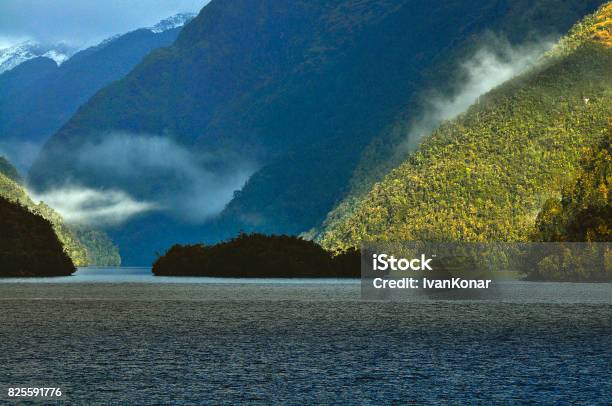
[1,268,610,404]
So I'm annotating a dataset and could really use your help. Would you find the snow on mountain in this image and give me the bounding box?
[149,12,196,33]
[0,41,75,74]
[0,13,195,75]
[42,50,70,65]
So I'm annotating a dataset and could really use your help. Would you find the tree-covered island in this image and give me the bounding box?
[153,233,360,277]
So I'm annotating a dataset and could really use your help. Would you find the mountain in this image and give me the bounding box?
[0,156,120,266]
[29,0,605,265]
[319,3,612,251]
[0,195,75,277]
[150,12,197,33]
[0,12,195,170]
[0,41,75,74]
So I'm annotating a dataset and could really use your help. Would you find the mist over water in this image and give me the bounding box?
[16,38,553,230]
[30,132,257,227]
[30,186,158,227]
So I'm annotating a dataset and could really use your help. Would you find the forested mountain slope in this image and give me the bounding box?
[535,137,610,244]
[0,196,75,277]
[0,158,120,266]
[29,0,604,264]
[319,3,612,251]
[0,13,192,168]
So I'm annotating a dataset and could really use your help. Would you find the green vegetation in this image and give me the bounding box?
[519,243,610,282]
[29,0,604,265]
[0,159,120,266]
[535,137,610,243]
[73,227,122,267]
[153,233,360,277]
[320,4,612,256]
[550,2,612,55]
[0,196,75,277]
[0,169,87,266]
[523,137,611,282]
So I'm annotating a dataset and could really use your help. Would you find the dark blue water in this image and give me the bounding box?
[0,267,358,285]
[0,268,610,404]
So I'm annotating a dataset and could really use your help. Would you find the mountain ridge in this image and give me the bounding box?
[0,13,194,171]
[0,13,195,75]
[0,41,75,74]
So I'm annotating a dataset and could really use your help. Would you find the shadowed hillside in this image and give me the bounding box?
[0,157,120,266]
[0,196,75,277]
[0,13,193,169]
[28,0,604,265]
[153,233,360,277]
[0,156,22,183]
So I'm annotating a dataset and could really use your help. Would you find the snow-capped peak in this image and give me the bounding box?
[42,50,69,65]
[0,41,75,74]
[149,12,196,34]
[0,12,195,74]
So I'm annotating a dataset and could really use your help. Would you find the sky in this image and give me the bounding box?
[0,0,210,49]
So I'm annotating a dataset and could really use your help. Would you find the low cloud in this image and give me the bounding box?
[31,186,157,226]
[401,37,554,152]
[0,35,29,50]
[31,132,256,226]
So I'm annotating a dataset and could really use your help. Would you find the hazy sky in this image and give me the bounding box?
[0,0,210,49]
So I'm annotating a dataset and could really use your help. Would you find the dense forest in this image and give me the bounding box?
[153,233,360,277]
[2,1,607,278]
[320,4,611,250]
[0,157,120,266]
[535,137,610,243]
[527,137,610,281]
[29,0,604,265]
[0,196,75,277]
